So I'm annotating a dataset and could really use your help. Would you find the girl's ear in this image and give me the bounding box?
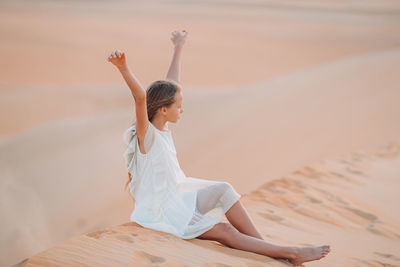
[159,106,167,115]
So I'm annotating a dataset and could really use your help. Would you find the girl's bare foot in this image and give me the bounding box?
[287,245,331,266]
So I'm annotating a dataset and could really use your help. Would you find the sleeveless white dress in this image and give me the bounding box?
[122,121,241,239]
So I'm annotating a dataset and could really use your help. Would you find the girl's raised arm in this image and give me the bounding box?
[107,50,149,138]
[166,29,188,84]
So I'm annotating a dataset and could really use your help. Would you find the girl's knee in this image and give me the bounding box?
[221,222,239,238]
[220,182,233,191]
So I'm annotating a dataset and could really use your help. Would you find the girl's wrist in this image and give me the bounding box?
[118,65,129,72]
[174,45,184,51]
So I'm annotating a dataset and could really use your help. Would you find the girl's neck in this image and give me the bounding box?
[151,117,168,132]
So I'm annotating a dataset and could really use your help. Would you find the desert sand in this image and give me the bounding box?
[1,0,400,266]
[19,143,400,266]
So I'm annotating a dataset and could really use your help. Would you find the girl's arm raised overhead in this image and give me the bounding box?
[166,29,188,84]
[107,50,149,137]
[107,50,146,100]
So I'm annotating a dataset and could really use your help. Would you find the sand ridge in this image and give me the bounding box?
[18,142,400,266]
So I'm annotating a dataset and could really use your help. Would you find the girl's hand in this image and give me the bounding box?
[170,29,188,48]
[107,49,127,70]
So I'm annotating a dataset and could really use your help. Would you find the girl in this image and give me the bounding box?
[107,29,330,266]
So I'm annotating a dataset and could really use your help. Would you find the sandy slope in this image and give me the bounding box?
[20,142,400,266]
[2,47,400,266]
[1,0,400,266]
[176,47,400,192]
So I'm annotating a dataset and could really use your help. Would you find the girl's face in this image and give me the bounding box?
[166,91,184,123]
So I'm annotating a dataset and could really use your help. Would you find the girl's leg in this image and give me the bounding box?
[196,184,264,240]
[197,222,330,266]
[196,183,231,215]
[225,200,293,265]
[196,183,263,239]
[225,200,264,240]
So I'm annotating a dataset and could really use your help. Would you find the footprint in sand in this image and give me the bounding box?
[257,212,284,222]
[294,166,325,179]
[121,222,136,227]
[263,184,286,194]
[155,235,172,242]
[114,234,135,243]
[366,224,389,237]
[374,252,400,261]
[344,207,379,222]
[86,229,117,239]
[350,153,369,162]
[306,196,323,204]
[132,251,166,264]
[351,258,380,267]
[314,188,349,206]
[372,261,398,266]
[329,171,352,182]
[345,166,366,176]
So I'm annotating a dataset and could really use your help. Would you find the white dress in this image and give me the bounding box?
[122,121,241,239]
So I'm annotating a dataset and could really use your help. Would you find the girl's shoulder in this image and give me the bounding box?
[123,120,172,160]
[137,121,171,157]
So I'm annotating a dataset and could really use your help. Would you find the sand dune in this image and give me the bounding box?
[2,0,400,266]
[175,47,400,192]
[1,0,400,91]
[19,142,400,266]
[2,45,400,267]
